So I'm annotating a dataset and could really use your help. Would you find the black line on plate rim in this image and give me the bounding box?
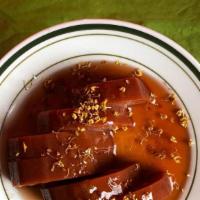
[0,33,199,91]
[0,24,199,81]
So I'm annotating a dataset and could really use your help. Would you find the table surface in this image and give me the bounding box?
[0,0,200,62]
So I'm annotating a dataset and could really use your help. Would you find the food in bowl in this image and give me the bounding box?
[5,60,190,200]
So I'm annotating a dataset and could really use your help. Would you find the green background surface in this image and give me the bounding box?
[0,0,200,62]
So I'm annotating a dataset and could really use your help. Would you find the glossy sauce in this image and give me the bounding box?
[2,61,190,200]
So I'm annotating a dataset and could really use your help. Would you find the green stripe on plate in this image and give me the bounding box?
[0,24,200,81]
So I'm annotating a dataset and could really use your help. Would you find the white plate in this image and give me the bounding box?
[0,19,199,200]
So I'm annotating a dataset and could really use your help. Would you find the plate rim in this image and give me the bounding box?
[0,19,199,81]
